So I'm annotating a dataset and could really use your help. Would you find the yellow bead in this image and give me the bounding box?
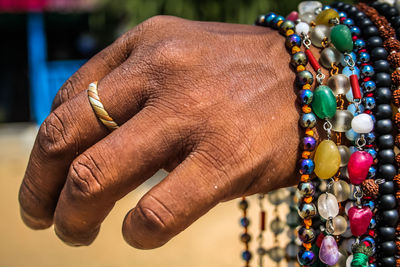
[315,9,340,26]
[286,29,294,36]
[292,46,301,54]
[314,140,341,179]
[296,65,306,72]
[302,84,311,90]
[301,174,310,182]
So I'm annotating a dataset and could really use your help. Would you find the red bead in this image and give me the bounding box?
[366,92,374,97]
[363,77,371,82]
[348,206,373,236]
[348,151,374,185]
[305,49,320,72]
[352,36,358,41]
[361,63,369,66]
[368,229,375,237]
[350,74,362,100]
[359,49,367,53]
[365,110,372,114]
[340,17,346,22]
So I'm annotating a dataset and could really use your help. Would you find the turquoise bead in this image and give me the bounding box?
[312,85,337,119]
[330,25,353,53]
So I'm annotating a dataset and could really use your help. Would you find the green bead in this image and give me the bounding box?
[330,25,353,53]
[312,85,337,119]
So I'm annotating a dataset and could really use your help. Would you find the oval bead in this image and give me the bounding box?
[348,206,373,236]
[337,145,351,167]
[332,215,348,235]
[331,24,353,53]
[351,113,374,134]
[332,180,350,202]
[295,22,310,36]
[298,1,322,15]
[320,47,343,69]
[311,25,331,48]
[347,151,374,185]
[314,140,341,179]
[319,235,340,265]
[315,8,340,26]
[312,85,336,119]
[327,74,350,96]
[299,12,316,24]
[318,193,339,219]
[330,110,353,132]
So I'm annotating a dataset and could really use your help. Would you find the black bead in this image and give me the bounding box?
[362,25,379,38]
[378,209,399,227]
[378,164,396,180]
[376,104,393,119]
[377,227,396,241]
[386,7,399,18]
[354,11,367,23]
[373,60,390,73]
[347,6,358,16]
[367,36,383,48]
[377,134,394,149]
[378,149,395,164]
[333,2,344,9]
[342,3,352,11]
[359,19,374,29]
[370,1,382,10]
[376,257,396,267]
[375,72,392,87]
[377,241,396,257]
[376,119,393,134]
[380,181,395,195]
[391,16,400,28]
[396,28,400,39]
[371,47,389,61]
[379,194,397,210]
[376,87,392,104]
[380,3,392,14]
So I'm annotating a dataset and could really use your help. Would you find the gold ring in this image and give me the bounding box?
[87,82,119,131]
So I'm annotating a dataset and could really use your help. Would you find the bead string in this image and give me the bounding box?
[239,197,251,266]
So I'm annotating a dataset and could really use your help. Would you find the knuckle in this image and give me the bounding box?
[37,111,71,157]
[66,156,105,200]
[55,75,78,106]
[151,39,191,68]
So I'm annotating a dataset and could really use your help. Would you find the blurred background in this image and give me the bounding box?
[0,0,348,266]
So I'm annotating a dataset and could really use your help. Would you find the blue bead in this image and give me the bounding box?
[300,113,317,128]
[343,18,354,26]
[299,159,315,175]
[361,65,375,78]
[272,15,285,28]
[363,97,376,110]
[346,129,360,142]
[354,39,366,50]
[350,26,361,36]
[370,114,376,123]
[349,146,358,154]
[341,52,357,67]
[369,217,376,229]
[339,11,347,18]
[343,66,360,79]
[362,236,376,253]
[364,200,375,211]
[286,34,301,49]
[297,249,315,265]
[347,103,365,116]
[265,13,277,26]
[303,136,317,151]
[240,217,250,227]
[366,132,376,144]
[298,89,313,105]
[322,5,331,10]
[358,52,370,63]
[368,166,376,178]
[363,80,376,92]
[242,250,252,261]
[366,148,377,159]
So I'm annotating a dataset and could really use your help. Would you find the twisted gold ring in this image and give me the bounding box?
[87,82,119,131]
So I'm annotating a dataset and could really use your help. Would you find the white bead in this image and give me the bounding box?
[299,12,316,24]
[298,1,322,15]
[295,22,310,36]
[351,113,374,133]
[310,25,331,48]
[317,193,339,220]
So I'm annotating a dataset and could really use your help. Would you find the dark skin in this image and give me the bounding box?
[18,16,315,249]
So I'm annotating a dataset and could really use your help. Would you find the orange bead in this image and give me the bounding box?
[277,20,284,27]
[302,105,312,113]
[305,129,314,136]
[304,219,312,228]
[292,46,301,54]
[304,196,313,203]
[302,151,311,159]
[300,174,310,182]
[302,84,311,90]
[303,243,312,250]
[286,29,294,36]
[296,65,306,72]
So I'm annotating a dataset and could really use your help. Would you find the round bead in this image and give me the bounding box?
[320,47,343,69]
[379,194,397,210]
[286,242,298,258]
[343,66,360,80]
[377,134,394,149]
[378,149,395,164]
[270,218,286,234]
[365,132,376,144]
[317,193,339,219]
[376,257,396,267]
[298,226,315,243]
[376,104,392,119]
[298,89,313,105]
[302,136,317,151]
[378,209,399,227]
[242,250,252,261]
[377,241,396,257]
[296,70,314,87]
[332,180,351,202]
[367,36,383,48]
[347,103,365,116]
[351,113,374,134]
[377,227,395,242]
[330,24,353,52]
[327,74,350,95]
[360,65,374,78]
[371,47,388,61]
[311,25,331,48]
[376,87,392,104]
[362,25,379,38]
[358,52,370,63]
[368,166,377,178]
[312,85,337,119]
[363,97,376,110]
[338,145,351,167]
[345,129,360,142]
[299,12,316,24]
[268,246,285,262]
[354,39,365,50]
[332,215,348,235]
[349,26,361,36]
[297,248,315,265]
[240,217,250,227]
[291,52,308,68]
[268,188,289,205]
[378,164,396,180]
[272,15,285,28]
[373,60,390,73]
[239,199,248,210]
[330,110,353,132]
[298,181,315,198]
[300,113,317,128]
[376,119,392,134]
[240,233,251,243]
[297,202,317,219]
[380,181,395,195]
[375,72,392,87]
[314,140,341,179]
[285,34,302,50]
[363,80,376,93]
[279,20,295,34]
[295,22,310,36]
[299,159,315,174]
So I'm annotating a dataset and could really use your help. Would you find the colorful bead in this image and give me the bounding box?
[311,85,337,119]
[348,151,374,185]
[331,24,354,53]
[313,140,341,179]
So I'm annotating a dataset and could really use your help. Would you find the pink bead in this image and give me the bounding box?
[286,11,299,22]
[348,206,373,236]
[347,151,373,185]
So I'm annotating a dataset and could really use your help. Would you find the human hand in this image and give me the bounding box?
[19,15,301,249]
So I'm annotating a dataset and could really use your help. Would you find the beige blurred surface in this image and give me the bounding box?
[0,123,288,267]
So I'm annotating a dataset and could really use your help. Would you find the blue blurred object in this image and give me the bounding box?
[27,13,85,124]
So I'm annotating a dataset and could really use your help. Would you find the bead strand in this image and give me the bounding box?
[239,197,252,266]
